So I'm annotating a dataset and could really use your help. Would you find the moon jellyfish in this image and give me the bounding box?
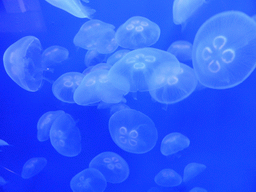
[107,49,130,66]
[21,157,47,179]
[49,113,81,157]
[0,176,7,186]
[52,72,84,103]
[108,48,180,92]
[192,11,256,89]
[89,151,129,183]
[173,0,205,25]
[37,110,65,142]
[70,168,107,192]
[167,41,193,62]
[84,50,107,67]
[154,169,182,187]
[3,36,43,92]
[115,16,160,49]
[109,109,158,154]
[183,163,206,182]
[73,20,118,54]
[45,0,95,19]
[190,187,208,192]
[41,46,69,66]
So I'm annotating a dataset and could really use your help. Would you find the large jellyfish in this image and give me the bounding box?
[21,157,47,179]
[154,169,182,187]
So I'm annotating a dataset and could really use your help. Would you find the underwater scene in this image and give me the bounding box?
[1,0,256,191]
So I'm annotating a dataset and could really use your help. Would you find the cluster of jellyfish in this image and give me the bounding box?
[2,0,256,191]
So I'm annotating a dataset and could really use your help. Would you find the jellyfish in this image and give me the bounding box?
[70,168,107,192]
[183,163,206,182]
[52,72,84,103]
[192,11,256,89]
[37,110,65,142]
[49,113,81,157]
[84,50,108,67]
[106,49,130,66]
[0,139,9,147]
[45,0,95,19]
[108,48,180,93]
[109,109,158,154]
[89,151,129,183]
[0,176,7,186]
[73,19,118,54]
[154,169,182,187]
[115,16,160,49]
[41,45,69,66]
[189,187,208,192]
[21,157,47,179]
[167,41,193,62]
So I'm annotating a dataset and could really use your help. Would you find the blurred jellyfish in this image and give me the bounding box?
[167,41,193,62]
[70,168,107,192]
[115,16,160,49]
[52,72,84,103]
[89,151,129,183]
[21,157,47,179]
[183,163,206,182]
[109,109,158,154]
[73,20,118,54]
[41,46,69,66]
[50,113,81,157]
[154,169,182,187]
[91,63,112,72]
[107,49,130,66]
[190,187,208,192]
[192,11,256,89]
[37,110,65,142]
[84,50,108,67]
[0,139,9,147]
[252,15,256,22]
[45,0,95,18]
[0,176,7,186]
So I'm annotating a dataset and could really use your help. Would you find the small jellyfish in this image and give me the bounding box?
[189,187,208,192]
[192,11,256,89]
[0,176,7,186]
[21,157,47,179]
[52,72,84,104]
[89,151,129,183]
[0,139,9,147]
[73,20,118,54]
[50,113,81,157]
[84,50,107,67]
[70,168,107,192]
[161,132,190,156]
[109,109,158,154]
[115,16,160,49]
[107,49,130,66]
[45,0,95,18]
[154,169,182,187]
[167,41,193,62]
[37,110,65,142]
[41,46,69,66]
[183,163,206,182]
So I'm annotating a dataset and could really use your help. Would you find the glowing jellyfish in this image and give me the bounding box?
[3,36,43,92]
[49,113,81,157]
[154,169,182,187]
[84,50,107,67]
[45,0,95,19]
[167,41,193,62]
[89,151,129,183]
[37,110,65,142]
[0,139,9,147]
[70,168,107,192]
[190,187,208,192]
[183,163,206,182]
[107,49,130,66]
[108,48,180,92]
[149,63,198,104]
[173,0,205,25]
[21,157,47,179]
[73,20,118,54]
[41,46,69,66]
[192,11,256,89]
[115,16,160,49]
[52,72,84,103]
[109,109,158,154]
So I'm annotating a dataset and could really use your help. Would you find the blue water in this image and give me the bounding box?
[1,0,256,191]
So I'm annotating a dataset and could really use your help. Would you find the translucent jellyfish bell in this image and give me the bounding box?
[115,16,160,49]
[21,157,47,179]
[84,50,107,67]
[183,163,206,182]
[41,46,69,66]
[167,41,193,62]
[154,169,182,187]
[3,36,43,92]
[192,11,256,89]
[107,49,130,66]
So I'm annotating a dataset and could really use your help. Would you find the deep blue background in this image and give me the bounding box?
[1,0,256,191]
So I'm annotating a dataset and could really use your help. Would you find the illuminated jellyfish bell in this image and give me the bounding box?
[37,110,65,142]
[108,48,180,93]
[73,20,118,54]
[45,0,95,19]
[107,49,130,66]
[193,11,256,89]
[115,16,160,49]
[173,0,205,25]
[49,113,81,157]
[183,163,206,182]
[149,63,198,104]
[70,168,107,192]
[89,151,129,183]
[109,109,158,154]
[167,41,193,62]
[154,169,182,187]
[84,50,107,67]
[52,72,84,103]
[21,157,47,179]
[190,187,208,192]
[74,69,127,106]
[3,36,43,92]
[41,46,69,66]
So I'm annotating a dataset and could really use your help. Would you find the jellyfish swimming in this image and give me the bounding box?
[183,163,206,182]
[21,157,47,179]
[106,49,130,66]
[167,41,193,62]
[41,45,69,66]
[0,139,9,147]
[84,50,107,67]
[154,169,182,187]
